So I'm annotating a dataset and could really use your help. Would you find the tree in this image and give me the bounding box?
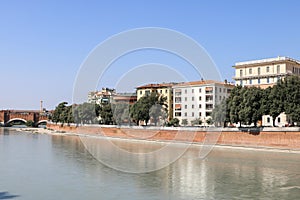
[206,118,213,125]
[52,102,68,124]
[239,87,263,126]
[227,85,244,126]
[130,92,167,126]
[166,118,179,127]
[191,118,202,126]
[283,76,300,125]
[73,102,98,124]
[181,119,188,126]
[99,103,114,125]
[26,120,35,127]
[112,103,130,125]
[268,83,285,126]
[212,99,227,127]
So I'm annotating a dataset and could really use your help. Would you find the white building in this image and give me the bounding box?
[172,80,234,126]
[87,88,116,104]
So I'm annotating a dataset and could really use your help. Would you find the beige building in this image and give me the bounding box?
[172,80,234,126]
[136,83,175,121]
[233,56,300,89]
[233,56,300,126]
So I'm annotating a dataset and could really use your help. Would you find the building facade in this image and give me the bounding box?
[87,88,116,104]
[111,93,137,105]
[172,80,234,126]
[233,56,300,89]
[136,83,176,120]
[233,56,300,126]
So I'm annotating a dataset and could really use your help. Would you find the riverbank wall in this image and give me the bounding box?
[47,123,300,150]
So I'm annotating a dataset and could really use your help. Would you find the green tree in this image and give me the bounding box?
[268,83,285,126]
[73,102,98,124]
[283,76,300,125]
[239,87,263,126]
[52,102,68,124]
[26,120,35,127]
[181,119,188,126]
[130,92,167,126]
[99,103,114,125]
[212,99,227,127]
[112,103,130,125]
[191,118,202,126]
[166,118,179,127]
[227,86,245,127]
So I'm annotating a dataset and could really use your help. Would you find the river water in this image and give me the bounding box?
[0,128,300,200]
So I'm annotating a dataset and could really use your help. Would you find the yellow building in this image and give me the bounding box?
[233,56,300,89]
[136,83,175,121]
[233,56,300,126]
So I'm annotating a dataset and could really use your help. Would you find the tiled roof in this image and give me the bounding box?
[174,80,234,87]
[136,83,176,89]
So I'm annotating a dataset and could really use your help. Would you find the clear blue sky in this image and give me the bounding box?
[1,0,300,110]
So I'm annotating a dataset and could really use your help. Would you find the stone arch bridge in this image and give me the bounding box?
[0,110,49,126]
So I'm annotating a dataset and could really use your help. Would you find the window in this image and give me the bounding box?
[165,89,168,94]
[258,78,260,84]
[249,68,252,74]
[140,91,142,95]
[192,112,194,117]
[240,69,243,77]
[199,112,202,117]
[184,112,187,117]
[258,67,261,75]
[206,112,212,117]
[219,88,222,93]
[192,89,194,93]
[175,97,181,103]
[199,96,202,101]
[277,65,280,73]
[192,97,194,101]
[185,89,187,94]
[223,88,226,93]
[199,88,202,93]
[267,117,270,123]
[175,112,181,117]
[192,105,194,109]
[184,105,187,109]
[266,66,270,73]
[278,117,281,123]
[240,80,243,86]
[199,104,202,108]
[249,79,252,84]
[267,78,270,83]
[185,97,187,101]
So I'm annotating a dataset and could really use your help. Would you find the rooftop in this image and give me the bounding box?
[136,83,177,89]
[234,56,300,66]
[173,80,234,87]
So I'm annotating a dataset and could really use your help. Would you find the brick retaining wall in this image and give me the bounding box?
[47,123,300,150]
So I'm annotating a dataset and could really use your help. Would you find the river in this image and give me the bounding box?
[0,128,300,199]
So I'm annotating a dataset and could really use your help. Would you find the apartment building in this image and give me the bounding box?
[172,80,234,126]
[233,56,300,126]
[233,56,300,89]
[136,83,176,120]
[87,88,116,104]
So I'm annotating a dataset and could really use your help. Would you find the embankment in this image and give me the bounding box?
[47,123,300,150]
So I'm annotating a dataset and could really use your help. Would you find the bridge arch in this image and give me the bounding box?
[37,120,48,125]
[6,118,27,124]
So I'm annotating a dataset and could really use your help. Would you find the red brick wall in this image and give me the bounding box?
[47,124,300,150]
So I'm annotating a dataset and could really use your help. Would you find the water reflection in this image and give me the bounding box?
[1,130,300,200]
